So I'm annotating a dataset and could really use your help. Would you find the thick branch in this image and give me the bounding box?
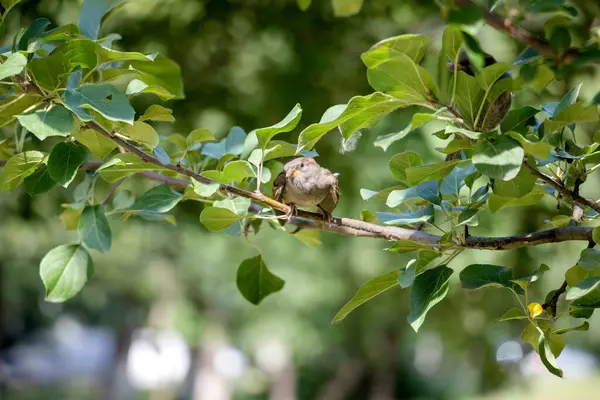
[454,0,580,62]
[0,134,597,248]
[523,161,600,214]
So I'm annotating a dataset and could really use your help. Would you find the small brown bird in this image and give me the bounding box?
[272,157,339,224]
[448,51,513,132]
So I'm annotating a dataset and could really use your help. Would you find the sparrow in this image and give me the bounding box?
[272,157,339,224]
[448,51,513,132]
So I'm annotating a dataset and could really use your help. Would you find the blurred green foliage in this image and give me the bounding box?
[2,0,600,399]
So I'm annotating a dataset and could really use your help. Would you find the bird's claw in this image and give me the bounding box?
[285,204,298,223]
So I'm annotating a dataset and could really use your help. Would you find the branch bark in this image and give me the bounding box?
[0,135,597,249]
[523,161,600,214]
[454,0,581,63]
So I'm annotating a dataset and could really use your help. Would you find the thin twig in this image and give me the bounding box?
[542,281,568,318]
[101,179,124,206]
[524,161,600,214]
[453,0,581,63]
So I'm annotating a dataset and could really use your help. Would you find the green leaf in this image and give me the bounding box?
[389,151,422,182]
[0,151,45,191]
[18,17,51,51]
[551,102,599,126]
[454,71,483,127]
[54,39,98,69]
[333,270,399,323]
[577,248,600,271]
[187,179,220,198]
[202,126,246,158]
[47,142,88,185]
[0,93,44,127]
[593,227,600,245]
[236,255,285,305]
[367,55,438,102]
[256,103,302,148]
[23,165,56,195]
[447,3,483,25]
[460,264,523,294]
[297,0,311,10]
[332,0,363,17]
[121,121,159,148]
[565,277,600,301]
[538,330,563,378]
[187,128,216,147]
[488,187,546,213]
[405,159,467,185]
[223,160,256,182]
[440,164,477,197]
[40,244,93,303]
[501,106,539,134]
[376,205,434,225]
[139,105,174,122]
[63,84,135,124]
[362,34,431,68]
[388,240,434,254]
[79,0,124,40]
[497,307,528,321]
[200,206,244,231]
[442,25,464,61]
[97,154,168,182]
[398,260,417,288]
[128,184,183,213]
[17,106,74,141]
[436,139,475,155]
[42,24,81,41]
[0,53,27,80]
[29,52,71,92]
[297,93,405,152]
[75,128,118,158]
[408,265,453,332]
[473,136,524,181]
[569,306,594,319]
[553,83,580,117]
[554,321,589,335]
[505,131,552,159]
[106,54,184,99]
[492,167,536,198]
[78,205,111,253]
[125,79,175,101]
[386,181,440,207]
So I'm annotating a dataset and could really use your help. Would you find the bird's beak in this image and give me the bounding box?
[286,169,298,179]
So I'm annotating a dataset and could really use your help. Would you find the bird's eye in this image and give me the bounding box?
[300,163,304,168]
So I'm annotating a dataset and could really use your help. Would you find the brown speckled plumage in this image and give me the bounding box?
[272,157,339,224]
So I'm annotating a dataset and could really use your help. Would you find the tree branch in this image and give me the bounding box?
[523,161,600,214]
[454,0,580,62]
[0,133,597,249]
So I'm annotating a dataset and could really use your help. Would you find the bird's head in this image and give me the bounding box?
[284,157,318,179]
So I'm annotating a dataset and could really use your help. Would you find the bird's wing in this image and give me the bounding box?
[318,178,339,215]
[272,171,286,202]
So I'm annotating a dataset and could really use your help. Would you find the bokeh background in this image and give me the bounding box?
[2,0,600,399]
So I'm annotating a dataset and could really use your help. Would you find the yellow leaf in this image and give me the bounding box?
[528,302,543,319]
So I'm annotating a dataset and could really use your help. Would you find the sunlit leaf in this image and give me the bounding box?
[473,136,524,181]
[120,121,159,148]
[40,244,93,303]
[0,151,45,191]
[256,103,302,148]
[17,106,74,141]
[0,52,27,80]
[200,206,244,231]
[362,34,431,68]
